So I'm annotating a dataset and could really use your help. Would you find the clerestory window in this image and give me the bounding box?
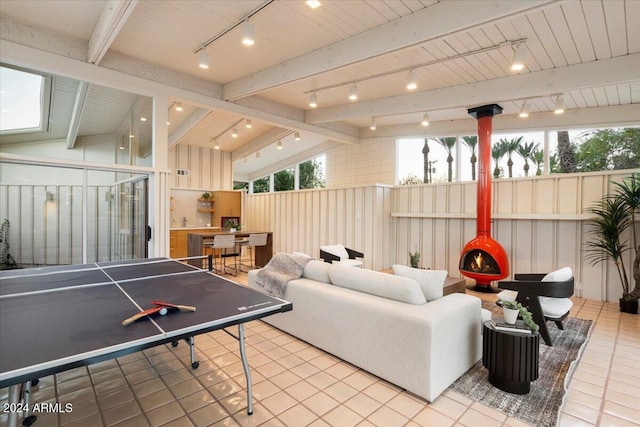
[0,64,51,134]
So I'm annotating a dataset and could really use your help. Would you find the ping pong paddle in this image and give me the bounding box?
[152,301,197,312]
[121,305,165,326]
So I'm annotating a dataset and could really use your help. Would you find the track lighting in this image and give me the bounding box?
[245,119,252,128]
[175,102,183,112]
[406,69,418,90]
[309,92,318,108]
[277,140,283,150]
[421,113,430,127]
[140,117,147,122]
[241,19,255,46]
[243,157,248,165]
[511,44,527,72]
[119,141,125,150]
[198,50,210,69]
[231,127,238,138]
[306,0,321,9]
[554,96,566,114]
[294,132,301,141]
[518,101,530,118]
[166,121,171,125]
[256,151,261,159]
[369,117,377,130]
[348,83,358,101]
[211,138,220,150]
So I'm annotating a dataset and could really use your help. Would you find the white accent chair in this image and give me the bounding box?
[497,267,574,346]
[319,244,364,267]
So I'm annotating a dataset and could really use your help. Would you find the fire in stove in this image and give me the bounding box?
[461,250,501,275]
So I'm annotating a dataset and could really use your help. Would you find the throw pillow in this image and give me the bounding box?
[302,259,332,283]
[329,265,426,305]
[392,264,447,301]
[542,267,573,282]
[320,244,349,260]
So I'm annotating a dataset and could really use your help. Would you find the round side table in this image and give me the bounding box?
[482,319,540,394]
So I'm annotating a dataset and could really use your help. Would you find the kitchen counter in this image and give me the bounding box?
[187,231,273,269]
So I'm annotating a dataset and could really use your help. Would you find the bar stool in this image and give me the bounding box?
[239,233,268,271]
[206,234,239,276]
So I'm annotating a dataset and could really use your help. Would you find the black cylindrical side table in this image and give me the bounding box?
[482,320,539,394]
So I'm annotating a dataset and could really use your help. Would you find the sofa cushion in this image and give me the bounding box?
[329,265,426,305]
[320,244,349,260]
[302,259,332,283]
[542,267,573,282]
[392,264,447,301]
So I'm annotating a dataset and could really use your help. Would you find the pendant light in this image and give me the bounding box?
[421,113,430,127]
[554,96,566,114]
[309,92,318,108]
[198,50,210,69]
[348,83,358,101]
[242,19,255,46]
[511,44,527,72]
[406,69,418,90]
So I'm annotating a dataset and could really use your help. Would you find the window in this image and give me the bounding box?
[299,156,325,189]
[397,137,456,184]
[274,167,295,191]
[0,65,50,134]
[253,177,269,193]
[549,127,640,173]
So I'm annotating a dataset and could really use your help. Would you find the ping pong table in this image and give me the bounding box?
[0,257,292,426]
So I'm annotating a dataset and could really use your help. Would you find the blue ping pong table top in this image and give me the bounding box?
[0,258,292,387]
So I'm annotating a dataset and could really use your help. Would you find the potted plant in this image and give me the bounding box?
[408,249,420,269]
[585,173,640,314]
[200,192,211,200]
[224,218,240,232]
[500,300,540,331]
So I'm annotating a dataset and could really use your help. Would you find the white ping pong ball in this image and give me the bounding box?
[159,307,168,315]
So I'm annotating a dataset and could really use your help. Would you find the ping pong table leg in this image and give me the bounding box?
[188,336,199,369]
[7,384,20,427]
[238,324,253,415]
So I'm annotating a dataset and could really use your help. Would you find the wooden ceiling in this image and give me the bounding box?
[1,0,638,178]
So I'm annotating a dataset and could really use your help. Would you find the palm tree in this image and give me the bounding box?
[431,137,457,182]
[422,139,430,183]
[461,136,478,181]
[557,130,577,173]
[516,141,540,177]
[491,140,508,178]
[498,136,523,178]
[612,173,640,299]
[532,149,544,176]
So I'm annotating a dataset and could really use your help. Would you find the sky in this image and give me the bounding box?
[0,66,43,132]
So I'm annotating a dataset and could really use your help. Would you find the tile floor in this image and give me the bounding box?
[1,273,638,427]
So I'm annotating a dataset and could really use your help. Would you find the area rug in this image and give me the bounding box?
[449,302,592,427]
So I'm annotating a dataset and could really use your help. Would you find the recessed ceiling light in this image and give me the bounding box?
[306,0,321,9]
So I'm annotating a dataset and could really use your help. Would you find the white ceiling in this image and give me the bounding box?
[1,0,638,180]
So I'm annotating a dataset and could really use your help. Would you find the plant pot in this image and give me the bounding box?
[503,307,519,324]
[229,228,237,233]
[619,298,639,314]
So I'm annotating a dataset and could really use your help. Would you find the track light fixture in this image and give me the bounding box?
[175,102,183,112]
[518,101,530,118]
[243,157,248,164]
[369,117,377,130]
[119,141,125,150]
[213,138,219,149]
[554,96,566,114]
[421,113,430,127]
[348,83,358,101]
[511,43,527,72]
[256,151,261,159]
[231,127,238,138]
[277,140,283,150]
[406,69,418,90]
[306,0,321,9]
[198,50,210,69]
[309,92,318,108]
[241,19,255,46]
[294,132,301,141]
[245,119,252,128]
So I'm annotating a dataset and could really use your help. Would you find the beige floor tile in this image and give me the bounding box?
[160,416,195,427]
[131,378,166,399]
[189,402,230,427]
[137,388,175,413]
[251,380,281,400]
[368,406,409,426]
[413,407,457,427]
[231,402,274,427]
[59,399,99,426]
[278,404,319,426]
[209,379,242,401]
[605,388,640,409]
[556,412,596,427]
[567,378,605,398]
[270,370,302,389]
[219,391,248,416]
[179,389,216,413]
[98,388,135,411]
[385,393,425,419]
[602,400,640,425]
[362,381,398,404]
[285,380,320,402]
[457,408,502,427]
[342,372,377,391]
[561,400,601,424]
[323,381,358,403]
[302,391,339,416]
[112,414,149,427]
[565,388,603,410]
[428,395,467,420]
[168,378,204,399]
[599,412,640,427]
[306,371,338,391]
[322,405,362,427]
[101,401,142,426]
[503,416,532,427]
[261,390,298,416]
[344,392,382,418]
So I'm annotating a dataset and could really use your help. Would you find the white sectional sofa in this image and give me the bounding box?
[248,260,485,402]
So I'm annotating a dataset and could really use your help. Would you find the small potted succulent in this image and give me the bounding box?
[500,300,540,331]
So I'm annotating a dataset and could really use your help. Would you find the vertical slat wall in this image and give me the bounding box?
[169,145,232,190]
[0,184,113,266]
[244,185,393,271]
[393,171,637,302]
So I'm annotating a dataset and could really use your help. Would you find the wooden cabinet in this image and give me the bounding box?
[211,191,241,228]
[169,229,189,259]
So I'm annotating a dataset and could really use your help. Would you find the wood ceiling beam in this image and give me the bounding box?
[88,0,138,64]
[306,53,640,124]
[222,0,555,101]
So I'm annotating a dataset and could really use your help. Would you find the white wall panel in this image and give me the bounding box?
[169,145,232,190]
